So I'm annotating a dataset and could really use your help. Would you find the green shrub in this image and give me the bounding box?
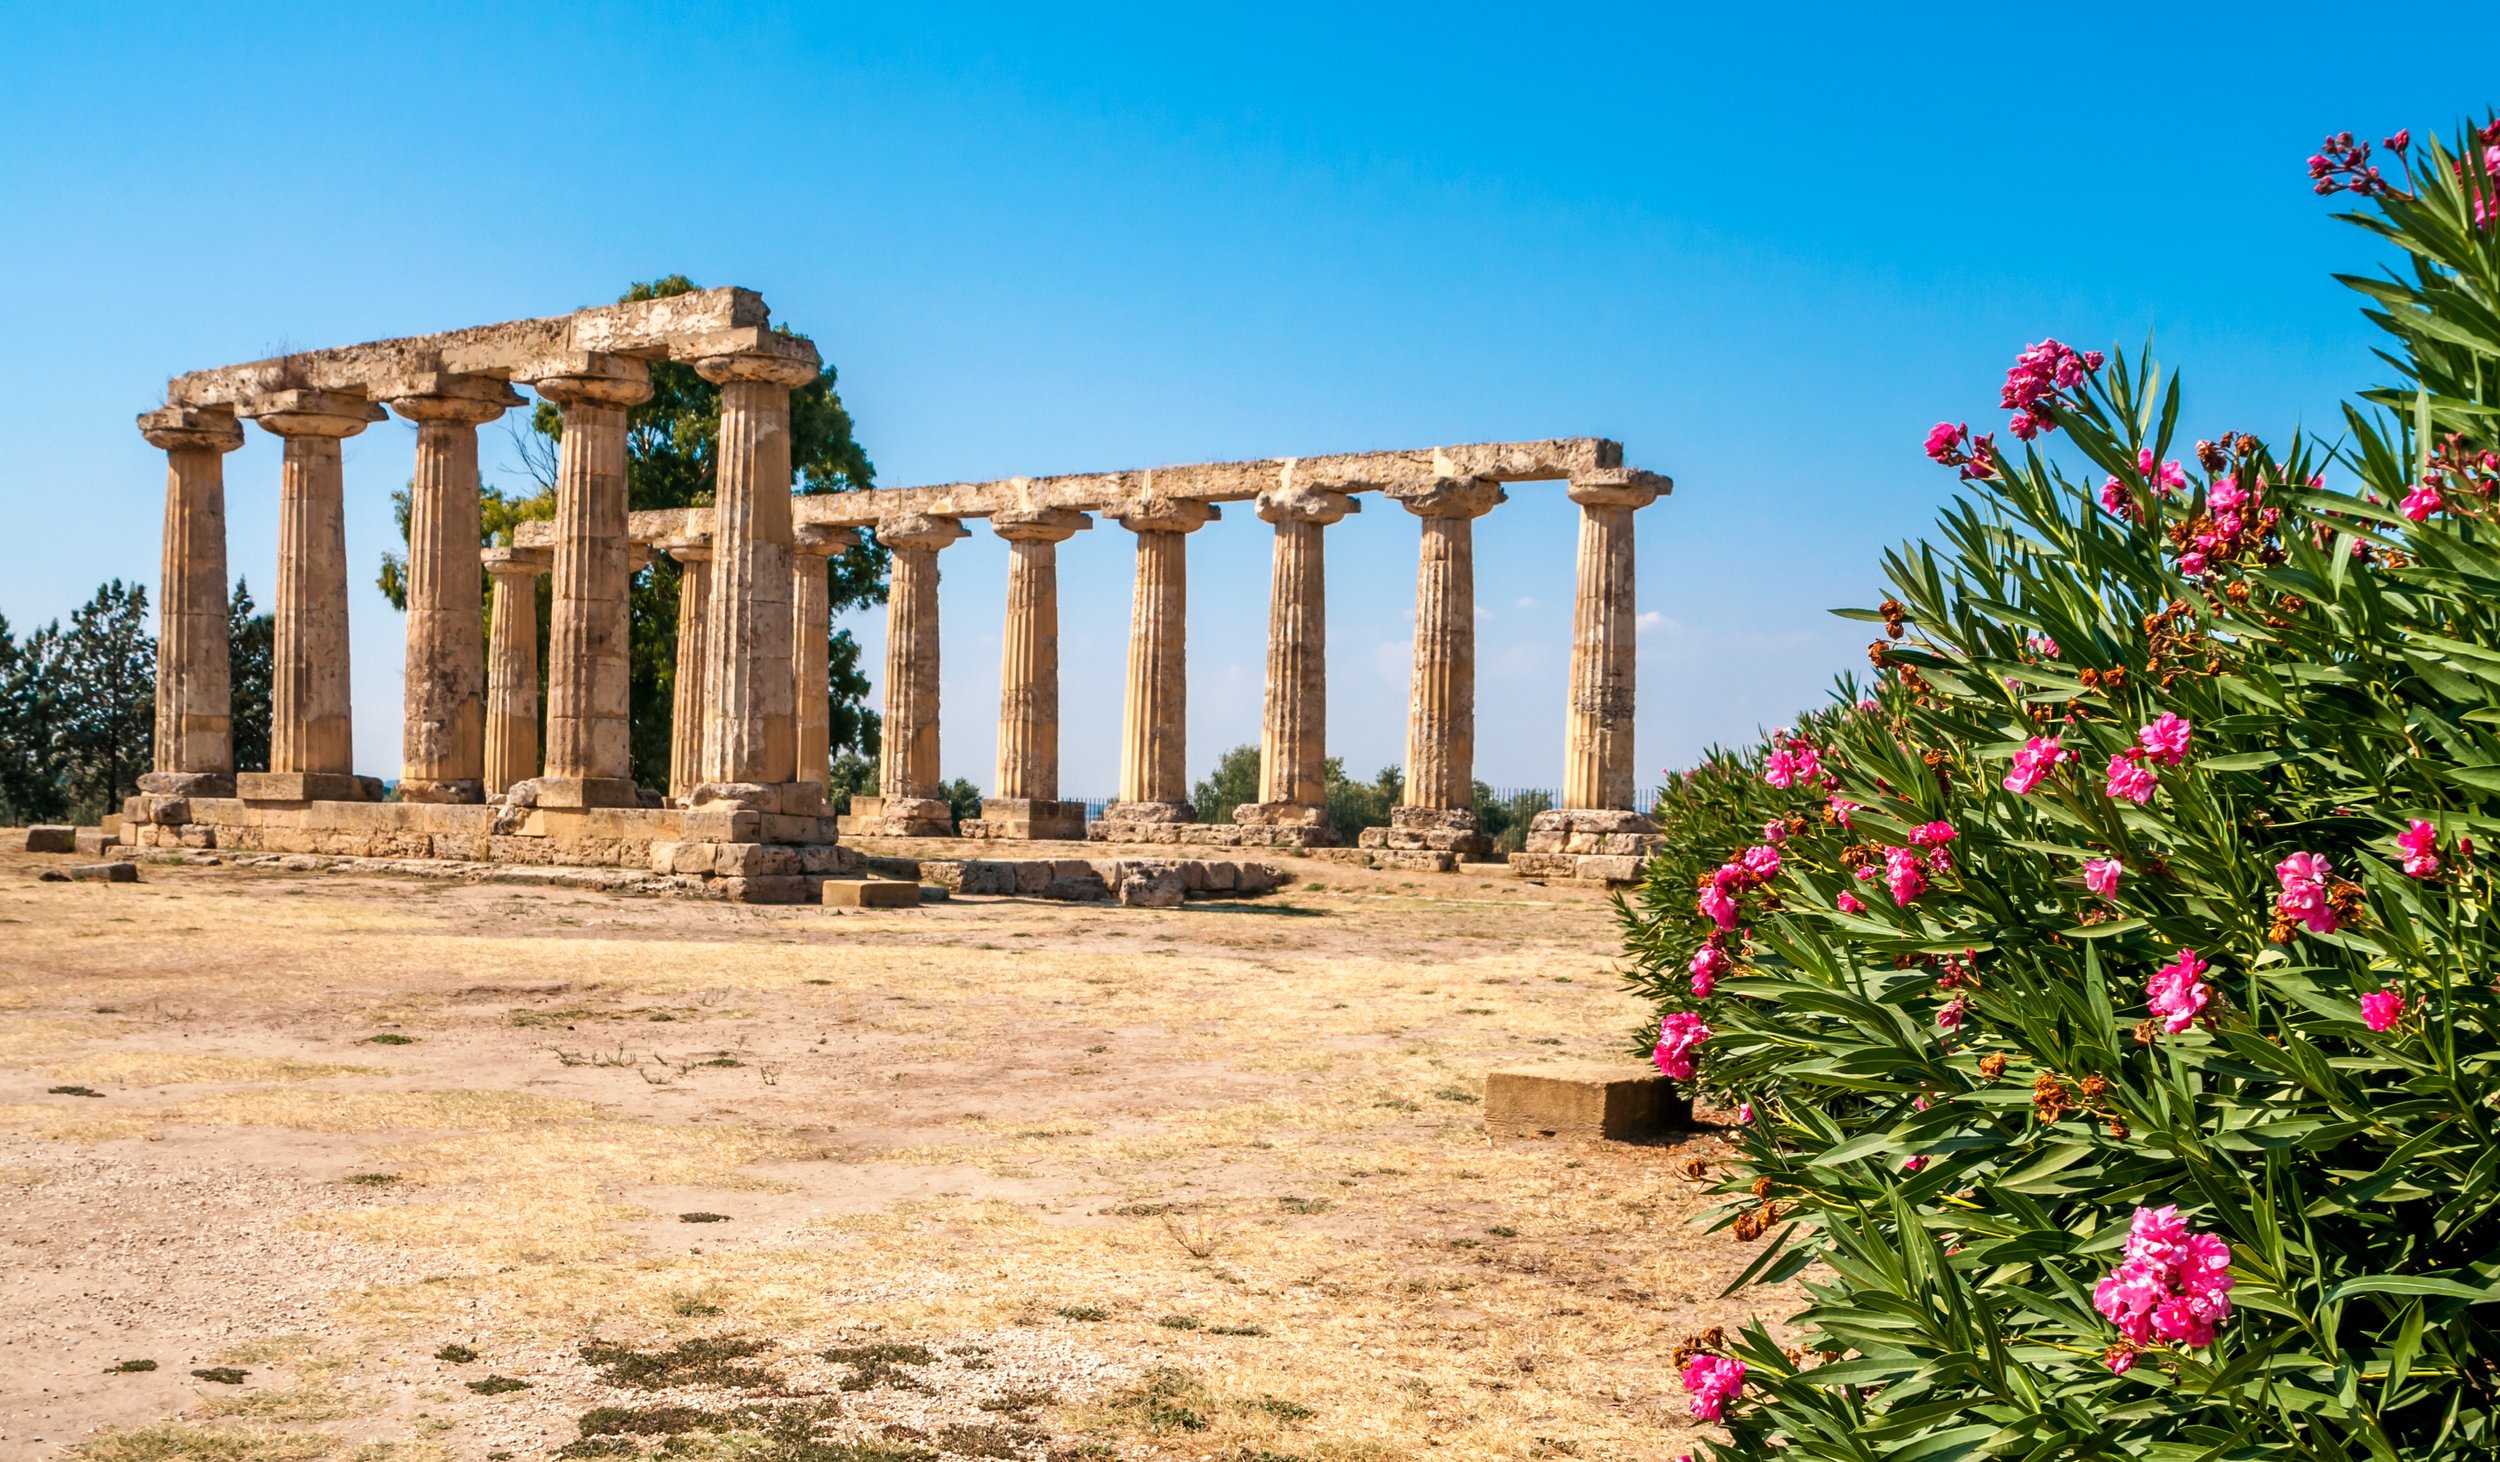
[1622,114,2500,1458]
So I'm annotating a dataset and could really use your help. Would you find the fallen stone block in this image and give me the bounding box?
[44,861,140,884]
[1484,1061,1688,1142]
[1117,871,1185,908]
[822,879,921,909]
[24,825,75,853]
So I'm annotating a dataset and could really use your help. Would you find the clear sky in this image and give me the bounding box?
[1,4,2485,797]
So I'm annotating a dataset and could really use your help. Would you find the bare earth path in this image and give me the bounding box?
[0,848,1763,1462]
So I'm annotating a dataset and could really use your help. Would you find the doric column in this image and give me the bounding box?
[790,524,857,796]
[690,335,821,810]
[482,546,550,795]
[849,512,966,837]
[240,388,385,799]
[136,405,245,798]
[657,535,711,803]
[1561,471,1665,811]
[1389,476,1504,811]
[386,374,523,803]
[973,508,1089,840]
[1096,498,1217,832]
[1241,484,1356,840]
[525,356,652,807]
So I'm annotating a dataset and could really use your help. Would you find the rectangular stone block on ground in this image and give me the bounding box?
[24,826,75,853]
[1484,1061,1689,1142]
[822,878,922,908]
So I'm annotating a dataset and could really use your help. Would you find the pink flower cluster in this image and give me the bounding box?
[1826,795,1858,829]
[1868,822,1957,906]
[2147,949,2210,1034]
[2093,1205,2235,1370]
[2083,858,2123,899]
[2138,713,2192,764]
[1680,1353,1746,1421]
[2308,130,2398,197]
[1698,844,1782,930]
[2402,480,2444,522]
[2100,450,2189,519]
[2275,852,2341,935]
[1653,1011,1713,1081]
[1923,420,1999,482]
[2397,820,2441,878]
[1835,891,1865,914]
[1761,734,1831,791]
[2104,753,2158,804]
[2000,339,2104,440]
[1937,995,1969,1032]
[2361,987,2406,1033]
[2003,736,2069,794]
[1689,939,1730,998]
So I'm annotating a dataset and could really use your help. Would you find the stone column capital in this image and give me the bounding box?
[1566,469,1671,511]
[1108,498,1219,535]
[1255,485,1359,526]
[989,508,1091,544]
[877,513,970,554]
[520,352,654,409]
[139,404,245,454]
[655,533,713,565]
[1387,475,1506,520]
[241,388,385,440]
[482,545,552,579]
[383,372,527,426]
[793,524,859,558]
[689,328,821,388]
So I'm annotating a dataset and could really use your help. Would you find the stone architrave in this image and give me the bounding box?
[789,524,858,798]
[238,388,386,802]
[838,512,966,839]
[136,405,245,799]
[1363,475,1504,860]
[525,355,652,809]
[689,335,820,812]
[1093,498,1218,834]
[656,534,712,803]
[1237,484,1357,842]
[385,374,524,803]
[970,507,1090,840]
[482,547,550,796]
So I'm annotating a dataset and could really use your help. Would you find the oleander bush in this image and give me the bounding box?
[1622,114,2500,1458]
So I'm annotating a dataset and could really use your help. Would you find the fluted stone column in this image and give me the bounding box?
[1093,499,1218,838]
[839,513,966,838]
[1238,485,1356,843]
[1559,473,1662,811]
[388,375,523,803]
[1362,476,1505,860]
[239,389,385,801]
[690,338,820,811]
[528,357,651,808]
[790,524,857,798]
[970,508,1089,840]
[482,547,550,795]
[136,405,245,799]
[657,535,711,803]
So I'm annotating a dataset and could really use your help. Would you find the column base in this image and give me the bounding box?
[1230,802,1338,845]
[1521,807,1660,855]
[524,776,645,810]
[837,795,957,839]
[236,771,385,803]
[138,770,234,799]
[1097,800,1197,825]
[1356,805,1493,859]
[687,781,828,817]
[960,798,1090,840]
[397,778,486,805]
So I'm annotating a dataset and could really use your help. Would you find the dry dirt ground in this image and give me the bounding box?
[0,843,1771,1462]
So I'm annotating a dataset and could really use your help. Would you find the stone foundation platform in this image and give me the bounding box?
[119,789,861,903]
[1505,808,1663,888]
[1355,806,1492,861]
[1088,818,1334,850]
[1310,846,1461,873]
[914,855,1285,906]
[959,798,1089,840]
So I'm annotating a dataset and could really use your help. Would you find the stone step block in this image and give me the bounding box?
[1484,1061,1689,1142]
[822,878,924,909]
[24,826,75,854]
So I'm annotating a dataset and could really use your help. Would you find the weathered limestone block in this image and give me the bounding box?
[1506,851,1646,885]
[823,879,921,909]
[713,843,802,878]
[1485,1061,1689,1142]
[43,861,139,884]
[719,874,810,904]
[1119,870,1185,908]
[799,845,863,876]
[837,794,955,839]
[962,798,1088,841]
[1521,807,1660,855]
[24,826,75,853]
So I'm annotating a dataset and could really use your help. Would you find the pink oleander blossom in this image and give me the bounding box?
[2084,858,2123,898]
[1653,1012,1713,1081]
[1680,1353,1746,1422]
[1763,743,1822,789]
[1938,996,1969,1031]
[2094,1205,2235,1362]
[2275,851,2341,934]
[1688,942,1729,998]
[2105,754,2158,805]
[2004,736,2069,795]
[1740,844,1783,883]
[2141,448,2187,495]
[1737,1102,1755,1124]
[1884,845,1929,905]
[2100,477,2133,518]
[2147,949,2211,1034]
[2138,713,2192,766]
[1826,796,1858,829]
[2361,987,2405,1032]
[1836,892,1865,914]
[2402,481,2444,522]
[2397,819,2441,878]
[1761,817,1789,845]
[1698,883,1738,931]
[2001,339,2103,439]
[1924,421,1965,462]
[1909,820,1958,848]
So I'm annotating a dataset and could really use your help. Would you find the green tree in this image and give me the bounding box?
[1190,743,1262,823]
[1469,780,1553,854]
[1322,758,1400,836]
[375,275,886,791]
[0,613,67,823]
[228,579,274,775]
[937,776,983,828]
[53,580,154,819]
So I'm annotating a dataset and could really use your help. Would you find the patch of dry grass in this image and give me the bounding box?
[72,1426,338,1462]
[52,1052,380,1087]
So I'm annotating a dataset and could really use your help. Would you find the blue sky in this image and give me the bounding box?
[1,5,2484,795]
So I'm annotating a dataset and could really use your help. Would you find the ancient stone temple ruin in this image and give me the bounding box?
[125,289,1673,897]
